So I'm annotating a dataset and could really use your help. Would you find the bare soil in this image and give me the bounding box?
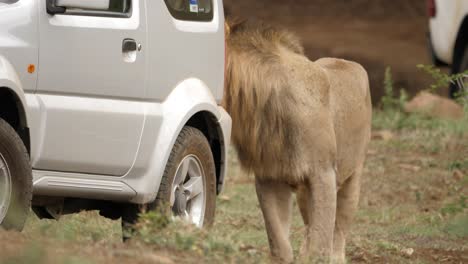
[224,0,439,104]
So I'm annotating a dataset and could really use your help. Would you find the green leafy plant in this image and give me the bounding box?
[454,74,468,105]
[381,67,408,111]
[417,64,468,105]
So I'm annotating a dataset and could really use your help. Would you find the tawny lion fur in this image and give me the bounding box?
[223,19,372,263]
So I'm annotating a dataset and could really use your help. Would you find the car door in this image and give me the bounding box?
[34,0,147,176]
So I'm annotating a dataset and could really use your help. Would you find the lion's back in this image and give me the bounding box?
[315,58,369,104]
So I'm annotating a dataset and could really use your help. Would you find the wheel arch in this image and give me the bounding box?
[0,87,30,155]
[185,111,227,194]
[0,56,30,154]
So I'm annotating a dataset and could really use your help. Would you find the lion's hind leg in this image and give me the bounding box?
[297,185,310,226]
[255,177,294,263]
[299,167,337,262]
[333,165,363,264]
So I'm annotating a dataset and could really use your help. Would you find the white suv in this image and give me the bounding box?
[428,0,468,97]
[0,0,231,233]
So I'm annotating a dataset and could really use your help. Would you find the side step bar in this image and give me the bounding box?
[33,170,137,201]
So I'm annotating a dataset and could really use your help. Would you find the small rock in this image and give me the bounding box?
[399,164,421,172]
[430,192,441,200]
[219,195,231,201]
[401,248,414,258]
[367,149,378,155]
[404,91,464,120]
[144,254,175,264]
[453,169,465,181]
[240,244,258,255]
[372,130,394,141]
[351,252,369,262]
[247,249,258,256]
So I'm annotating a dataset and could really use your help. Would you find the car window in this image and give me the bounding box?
[108,0,131,13]
[165,0,213,22]
[61,0,132,18]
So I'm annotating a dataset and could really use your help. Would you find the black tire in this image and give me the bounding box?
[122,126,216,238]
[450,45,468,98]
[0,118,32,231]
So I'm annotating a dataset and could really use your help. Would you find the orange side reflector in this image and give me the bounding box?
[27,64,35,74]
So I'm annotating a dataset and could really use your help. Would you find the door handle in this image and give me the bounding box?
[122,39,141,63]
[122,38,137,52]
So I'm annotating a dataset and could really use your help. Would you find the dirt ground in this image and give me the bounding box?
[0,110,467,263]
[224,0,438,104]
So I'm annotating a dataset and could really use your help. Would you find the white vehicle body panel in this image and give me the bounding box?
[0,0,231,204]
[0,56,27,109]
[34,0,147,175]
[26,94,146,176]
[430,0,468,64]
[0,0,38,94]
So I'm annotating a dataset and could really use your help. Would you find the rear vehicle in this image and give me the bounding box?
[427,0,468,97]
[0,0,231,234]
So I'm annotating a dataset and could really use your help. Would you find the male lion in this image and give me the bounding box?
[223,19,372,263]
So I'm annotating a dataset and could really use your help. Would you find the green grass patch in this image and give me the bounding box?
[24,211,121,243]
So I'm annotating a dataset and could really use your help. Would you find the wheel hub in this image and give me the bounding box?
[170,155,206,227]
[172,188,187,216]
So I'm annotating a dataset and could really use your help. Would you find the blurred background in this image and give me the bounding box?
[224,0,433,104]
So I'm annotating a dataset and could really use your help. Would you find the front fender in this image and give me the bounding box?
[128,78,225,203]
[0,55,29,126]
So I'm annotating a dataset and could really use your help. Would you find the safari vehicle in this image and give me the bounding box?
[427,0,468,97]
[0,0,231,233]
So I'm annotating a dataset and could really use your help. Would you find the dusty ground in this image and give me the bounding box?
[1,109,467,263]
[224,0,439,103]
